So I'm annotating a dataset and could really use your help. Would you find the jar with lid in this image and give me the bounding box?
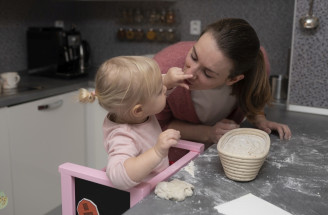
[120,9,128,24]
[160,9,167,24]
[156,28,165,42]
[134,8,143,24]
[127,8,134,24]
[135,28,144,41]
[117,28,125,41]
[148,9,159,24]
[146,28,156,41]
[126,28,135,41]
[166,28,176,43]
[166,9,175,24]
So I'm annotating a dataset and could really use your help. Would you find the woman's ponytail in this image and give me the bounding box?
[243,50,272,120]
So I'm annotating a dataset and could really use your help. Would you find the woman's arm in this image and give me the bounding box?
[248,114,292,140]
[168,119,239,149]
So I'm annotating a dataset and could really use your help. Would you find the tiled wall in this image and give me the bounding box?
[0,0,294,77]
[288,0,328,112]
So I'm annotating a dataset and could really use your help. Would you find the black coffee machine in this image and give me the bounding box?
[27,27,90,78]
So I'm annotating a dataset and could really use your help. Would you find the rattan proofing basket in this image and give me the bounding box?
[217,128,270,182]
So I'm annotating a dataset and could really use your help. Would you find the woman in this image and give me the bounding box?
[154,18,291,148]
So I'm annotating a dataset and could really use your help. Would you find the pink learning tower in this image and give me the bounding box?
[59,140,204,215]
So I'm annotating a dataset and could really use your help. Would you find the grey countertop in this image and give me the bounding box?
[0,69,96,107]
[124,105,328,215]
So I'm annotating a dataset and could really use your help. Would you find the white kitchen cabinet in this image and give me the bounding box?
[0,107,14,214]
[7,91,86,215]
[85,88,108,169]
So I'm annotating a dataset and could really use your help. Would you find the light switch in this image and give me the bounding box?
[190,20,201,35]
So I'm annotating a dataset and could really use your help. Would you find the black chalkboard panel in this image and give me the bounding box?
[75,178,130,215]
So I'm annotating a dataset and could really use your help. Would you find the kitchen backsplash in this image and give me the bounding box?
[4,0,326,113]
[1,0,294,76]
[288,0,328,112]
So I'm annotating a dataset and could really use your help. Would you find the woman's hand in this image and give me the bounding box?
[163,67,193,90]
[252,115,292,140]
[154,129,180,158]
[209,119,240,144]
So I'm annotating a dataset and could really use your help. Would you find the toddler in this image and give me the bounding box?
[79,56,192,190]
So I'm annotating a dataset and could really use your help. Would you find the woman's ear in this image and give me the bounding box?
[131,104,144,118]
[226,74,244,86]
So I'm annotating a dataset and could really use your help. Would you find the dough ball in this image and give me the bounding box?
[154,179,194,201]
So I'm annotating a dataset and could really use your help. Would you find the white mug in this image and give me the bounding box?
[0,72,20,89]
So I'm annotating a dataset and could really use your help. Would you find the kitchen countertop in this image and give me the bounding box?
[0,69,97,107]
[124,105,328,215]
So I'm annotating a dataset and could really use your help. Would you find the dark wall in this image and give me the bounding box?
[0,0,295,76]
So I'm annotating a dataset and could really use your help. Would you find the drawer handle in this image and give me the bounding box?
[38,100,63,111]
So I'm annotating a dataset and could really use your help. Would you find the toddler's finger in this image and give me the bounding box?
[178,83,190,90]
[168,139,179,147]
[181,74,193,79]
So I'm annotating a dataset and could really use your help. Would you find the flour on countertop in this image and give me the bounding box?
[183,161,195,178]
[283,152,296,164]
[269,161,283,169]
[280,176,322,198]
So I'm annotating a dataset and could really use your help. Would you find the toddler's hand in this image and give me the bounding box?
[154,129,180,158]
[164,67,193,90]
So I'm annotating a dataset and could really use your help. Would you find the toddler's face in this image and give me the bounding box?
[142,83,167,116]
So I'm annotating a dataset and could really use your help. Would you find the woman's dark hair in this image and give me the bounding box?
[202,18,272,119]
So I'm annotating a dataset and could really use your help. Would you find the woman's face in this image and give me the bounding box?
[183,32,239,90]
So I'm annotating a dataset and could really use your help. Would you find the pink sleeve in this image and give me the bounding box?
[105,134,139,190]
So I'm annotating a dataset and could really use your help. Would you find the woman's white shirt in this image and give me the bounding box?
[191,85,237,126]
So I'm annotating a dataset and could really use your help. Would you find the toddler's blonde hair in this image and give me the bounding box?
[79,56,162,116]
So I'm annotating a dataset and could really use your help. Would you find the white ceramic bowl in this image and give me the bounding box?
[217,128,270,181]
